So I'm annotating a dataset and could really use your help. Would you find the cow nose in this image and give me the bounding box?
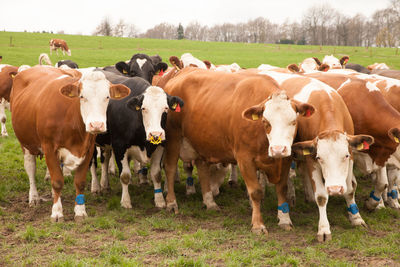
[89,122,105,133]
[327,186,344,196]
[270,145,287,157]
[148,132,163,144]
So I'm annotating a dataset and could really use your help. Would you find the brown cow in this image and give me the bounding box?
[50,39,71,56]
[0,64,18,136]
[162,67,315,235]
[304,72,400,211]
[259,70,373,241]
[11,66,130,222]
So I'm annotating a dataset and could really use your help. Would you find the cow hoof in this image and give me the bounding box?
[365,199,379,211]
[74,215,86,222]
[251,225,268,237]
[166,201,179,214]
[206,203,220,211]
[29,198,41,207]
[121,202,132,209]
[2,133,8,137]
[317,233,332,242]
[279,223,293,231]
[51,216,64,223]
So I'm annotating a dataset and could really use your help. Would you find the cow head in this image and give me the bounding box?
[292,132,374,195]
[126,86,184,144]
[60,70,130,133]
[322,55,349,70]
[115,54,168,83]
[242,91,315,158]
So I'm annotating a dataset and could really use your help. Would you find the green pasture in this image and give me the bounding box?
[1,32,400,266]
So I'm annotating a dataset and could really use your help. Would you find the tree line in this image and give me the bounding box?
[93,0,400,47]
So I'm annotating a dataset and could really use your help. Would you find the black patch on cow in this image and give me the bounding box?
[56,60,79,69]
[345,63,371,74]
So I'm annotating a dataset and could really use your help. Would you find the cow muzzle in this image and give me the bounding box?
[269,145,289,158]
[148,132,163,145]
[88,121,106,133]
[327,185,344,196]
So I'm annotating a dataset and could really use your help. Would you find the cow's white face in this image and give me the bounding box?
[300,58,319,72]
[79,71,111,133]
[139,86,169,144]
[323,55,341,69]
[263,92,297,157]
[315,133,351,195]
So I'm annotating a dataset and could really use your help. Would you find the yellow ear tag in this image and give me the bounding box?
[356,143,364,150]
[395,137,400,143]
[114,94,120,98]
[252,114,259,121]
[11,74,16,78]
[172,103,177,109]
[69,93,75,97]
[135,106,140,111]
[123,69,128,74]
[303,149,311,156]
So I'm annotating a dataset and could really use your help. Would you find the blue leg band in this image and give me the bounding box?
[138,167,148,175]
[154,188,162,194]
[75,194,85,205]
[370,190,381,202]
[347,203,359,215]
[387,189,399,199]
[277,202,290,213]
[186,176,194,186]
[290,161,296,170]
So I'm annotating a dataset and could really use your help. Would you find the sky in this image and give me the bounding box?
[1,0,391,36]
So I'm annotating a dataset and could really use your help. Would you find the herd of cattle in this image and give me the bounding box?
[1,38,400,243]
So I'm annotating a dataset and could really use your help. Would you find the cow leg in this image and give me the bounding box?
[237,157,267,235]
[386,167,400,209]
[298,161,314,203]
[43,148,65,222]
[311,164,331,242]
[365,166,388,210]
[150,146,166,208]
[228,164,239,187]
[73,150,93,222]
[108,151,116,175]
[286,161,296,207]
[344,160,366,227]
[23,148,40,206]
[90,147,100,194]
[184,162,195,195]
[195,159,219,210]
[0,99,8,137]
[118,151,132,209]
[274,159,293,231]
[210,163,229,197]
[164,133,182,214]
[136,160,149,185]
[100,147,111,192]
[44,167,51,181]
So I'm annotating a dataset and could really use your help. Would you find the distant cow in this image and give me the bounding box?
[11,66,130,222]
[49,39,71,56]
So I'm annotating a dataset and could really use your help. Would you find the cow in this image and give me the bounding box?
[39,53,79,69]
[49,39,71,56]
[368,63,390,71]
[112,54,168,83]
[162,67,315,235]
[0,64,18,137]
[10,66,130,222]
[259,70,373,241]
[370,69,400,80]
[345,63,371,74]
[298,57,330,72]
[303,72,400,212]
[90,70,184,209]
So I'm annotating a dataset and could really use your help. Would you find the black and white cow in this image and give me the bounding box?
[91,70,184,209]
[345,63,371,74]
[56,60,79,69]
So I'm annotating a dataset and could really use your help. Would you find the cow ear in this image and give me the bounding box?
[155,62,168,73]
[292,140,316,157]
[293,100,315,117]
[287,63,300,73]
[312,57,322,66]
[318,64,330,72]
[388,127,400,144]
[168,95,184,112]
[348,134,374,151]
[115,61,130,75]
[203,60,212,69]
[9,71,18,79]
[242,104,264,122]
[109,84,130,99]
[340,56,350,66]
[60,83,81,98]
[126,95,144,111]
[169,56,183,70]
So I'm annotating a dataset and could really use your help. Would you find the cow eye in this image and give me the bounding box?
[141,107,146,111]
[80,95,84,99]
[345,154,350,158]
[106,96,110,99]
[316,156,320,160]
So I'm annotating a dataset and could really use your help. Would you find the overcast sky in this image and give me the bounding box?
[1,0,391,35]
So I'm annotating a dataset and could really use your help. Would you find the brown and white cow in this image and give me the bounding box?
[304,72,400,211]
[162,67,315,235]
[50,39,71,56]
[259,70,373,241]
[0,64,18,137]
[368,63,390,71]
[10,66,130,222]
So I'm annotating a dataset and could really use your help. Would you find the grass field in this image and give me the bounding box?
[1,32,400,266]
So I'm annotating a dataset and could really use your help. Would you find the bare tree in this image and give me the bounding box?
[94,17,113,36]
[143,23,176,39]
[127,24,140,38]
[114,19,126,37]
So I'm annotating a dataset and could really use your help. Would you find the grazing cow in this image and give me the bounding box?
[345,63,371,74]
[368,63,390,70]
[49,39,71,56]
[163,67,315,235]
[259,70,373,241]
[0,64,18,137]
[304,72,400,211]
[90,70,184,209]
[10,66,130,221]
[113,54,168,83]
